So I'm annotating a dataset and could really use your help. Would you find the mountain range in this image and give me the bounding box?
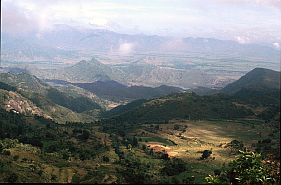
[2,24,280,62]
[29,58,222,88]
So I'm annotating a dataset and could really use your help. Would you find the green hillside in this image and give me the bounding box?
[222,68,280,94]
[72,80,183,101]
[103,92,254,123]
[0,73,104,123]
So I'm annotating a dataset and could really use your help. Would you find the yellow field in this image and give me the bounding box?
[137,119,272,183]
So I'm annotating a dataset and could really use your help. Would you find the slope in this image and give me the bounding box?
[0,72,104,123]
[221,68,280,94]
[72,80,184,101]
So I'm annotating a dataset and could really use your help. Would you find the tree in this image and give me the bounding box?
[201,150,212,159]
[78,130,90,140]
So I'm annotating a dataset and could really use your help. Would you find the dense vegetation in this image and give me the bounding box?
[206,151,280,184]
[0,82,17,92]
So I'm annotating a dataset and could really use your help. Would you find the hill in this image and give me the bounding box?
[0,72,104,123]
[221,68,280,94]
[72,80,184,101]
[103,92,254,123]
[31,59,122,83]
[103,68,280,125]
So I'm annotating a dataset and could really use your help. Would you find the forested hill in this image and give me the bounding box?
[103,68,280,125]
[72,80,184,101]
[221,68,280,94]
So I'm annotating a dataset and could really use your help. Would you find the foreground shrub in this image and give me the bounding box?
[205,150,280,184]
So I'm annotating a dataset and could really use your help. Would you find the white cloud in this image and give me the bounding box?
[214,0,281,10]
[118,42,135,55]
[272,42,280,49]
[235,36,250,44]
[89,18,108,27]
[1,0,281,43]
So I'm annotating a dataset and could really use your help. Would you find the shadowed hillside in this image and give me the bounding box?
[221,68,280,94]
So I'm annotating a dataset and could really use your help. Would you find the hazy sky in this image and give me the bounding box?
[1,0,281,45]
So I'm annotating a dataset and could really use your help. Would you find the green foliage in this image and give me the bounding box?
[76,129,90,140]
[228,151,272,184]
[71,174,80,183]
[118,152,153,184]
[0,82,17,92]
[205,151,279,185]
[102,156,110,162]
[5,172,18,183]
[162,158,187,176]
[205,175,223,184]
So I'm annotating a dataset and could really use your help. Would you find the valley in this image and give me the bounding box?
[1,3,280,183]
[0,66,279,184]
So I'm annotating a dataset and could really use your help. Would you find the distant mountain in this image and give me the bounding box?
[1,32,76,62]
[31,59,120,83]
[32,57,219,89]
[2,24,280,62]
[221,68,280,94]
[72,80,184,101]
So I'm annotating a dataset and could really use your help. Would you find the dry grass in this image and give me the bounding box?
[139,119,271,183]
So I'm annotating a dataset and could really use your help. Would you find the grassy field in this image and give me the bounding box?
[133,119,276,184]
[136,136,176,146]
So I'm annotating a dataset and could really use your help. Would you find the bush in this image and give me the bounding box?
[2,149,11,156]
[77,130,90,140]
[71,174,80,183]
[13,155,19,161]
[5,172,18,183]
[205,151,279,184]
[162,158,187,176]
[201,150,212,159]
[102,156,110,162]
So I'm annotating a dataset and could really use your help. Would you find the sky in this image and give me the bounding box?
[1,0,281,46]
